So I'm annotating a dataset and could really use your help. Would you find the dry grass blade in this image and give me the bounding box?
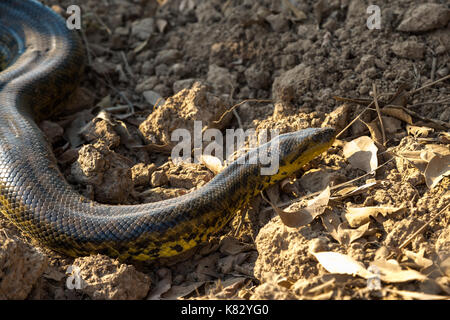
[210,99,272,129]
[282,0,307,20]
[335,101,374,139]
[397,202,450,251]
[385,288,450,300]
[424,154,450,188]
[332,96,373,105]
[372,83,386,146]
[409,74,450,95]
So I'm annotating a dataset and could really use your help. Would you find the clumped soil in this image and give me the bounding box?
[0,0,449,300]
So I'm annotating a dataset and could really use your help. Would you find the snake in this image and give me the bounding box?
[0,0,336,261]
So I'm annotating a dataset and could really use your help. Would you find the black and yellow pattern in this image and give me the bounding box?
[0,0,336,261]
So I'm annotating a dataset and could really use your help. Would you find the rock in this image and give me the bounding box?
[64,87,96,115]
[143,90,165,107]
[272,63,316,103]
[244,64,271,90]
[397,4,450,32]
[39,120,64,144]
[131,18,155,40]
[155,49,181,65]
[173,79,200,93]
[0,233,47,299]
[439,107,450,123]
[254,216,321,281]
[391,40,425,60]
[58,148,79,165]
[71,141,133,204]
[355,54,376,73]
[72,255,151,300]
[166,164,213,189]
[384,218,424,249]
[72,143,106,186]
[207,64,236,93]
[195,2,222,24]
[135,76,159,93]
[81,119,121,149]
[138,82,230,145]
[170,63,189,77]
[131,163,157,187]
[154,64,169,77]
[321,103,350,134]
[272,101,298,119]
[437,67,449,78]
[265,14,290,32]
[150,170,168,187]
[141,61,155,76]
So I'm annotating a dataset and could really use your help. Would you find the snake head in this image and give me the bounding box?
[263,127,336,177]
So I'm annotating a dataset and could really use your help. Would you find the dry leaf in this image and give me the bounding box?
[406,125,434,137]
[403,249,434,270]
[370,259,427,283]
[161,281,205,300]
[364,119,384,146]
[420,150,436,162]
[336,222,370,246]
[345,206,406,227]
[156,19,168,33]
[440,257,450,277]
[343,136,378,173]
[321,211,370,246]
[424,144,450,156]
[381,116,402,134]
[211,277,248,299]
[384,106,448,130]
[385,288,450,300]
[219,237,254,255]
[424,154,450,188]
[298,169,331,193]
[311,252,372,279]
[398,150,429,172]
[381,106,413,124]
[147,268,172,300]
[264,186,330,228]
[438,132,450,144]
[331,181,379,200]
[321,210,341,236]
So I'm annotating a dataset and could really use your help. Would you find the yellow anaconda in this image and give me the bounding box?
[0,0,336,261]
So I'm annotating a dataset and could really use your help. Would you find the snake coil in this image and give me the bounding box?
[0,0,335,261]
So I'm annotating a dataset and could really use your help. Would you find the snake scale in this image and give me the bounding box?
[0,0,336,261]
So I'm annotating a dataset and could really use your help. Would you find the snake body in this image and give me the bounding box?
[0,0,336,261]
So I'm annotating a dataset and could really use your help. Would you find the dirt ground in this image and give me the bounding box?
[0,0,449,300]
